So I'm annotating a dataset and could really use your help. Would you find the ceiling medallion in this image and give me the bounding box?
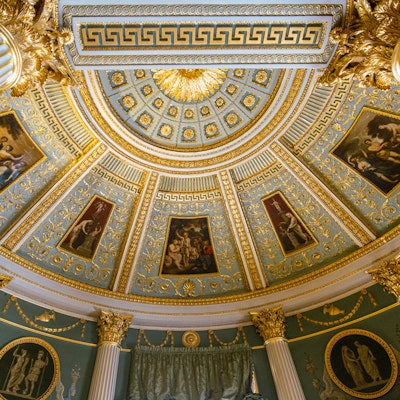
[152,68,228,102]
[182,330,201,348]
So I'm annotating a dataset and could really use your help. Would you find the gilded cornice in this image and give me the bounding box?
[97,310,132,346]
[117,172,159,293]
[368,255,400,299]
[219,170,264,290]
[0,224,398,308]
[1,144,107,250]
[250,306,286,341]
[271,142,374,245]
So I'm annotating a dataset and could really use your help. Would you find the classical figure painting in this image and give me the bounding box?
[58,196,114,260]
[0,337,59,400]
[161,217,218,275]
[262,192,316,255]
[325,329,398,399]
[0,112,44,191]
[332,107,400,194]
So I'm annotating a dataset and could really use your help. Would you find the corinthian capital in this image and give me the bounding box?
[250,306,286,342]
[97,310,132,346]
[368,256,400,299]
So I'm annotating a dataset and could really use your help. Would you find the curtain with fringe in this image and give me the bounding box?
[127,343,260,400]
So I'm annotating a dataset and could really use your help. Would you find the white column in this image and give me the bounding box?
[265,337,306,400]
[0,25,21,91]
[88,310,132,400]
[250,306,306,400]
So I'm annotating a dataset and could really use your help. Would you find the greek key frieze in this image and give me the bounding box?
[79,23,325,50]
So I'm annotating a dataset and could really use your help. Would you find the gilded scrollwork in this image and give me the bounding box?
[2,296,86,337]
[132,191,247,297]
[302,85,400,234]
[240,168,357,283]
[368,255,400,298]
[320,0,400,89]
[250,306,286,341]
[135,272,243,298]
[97,310,132,346]
[296,289,378,332]
[0,0,78,96]
[20,171,136,286]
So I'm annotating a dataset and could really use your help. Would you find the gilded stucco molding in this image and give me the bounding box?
[0,273,12,288]
[97,309,132,346]
[271,142,373,245]
[2,143,107,250]
[0,0,78,96]
[117,171,159,293]
[219,170,264,290]
[320,0,400,89]
[250,306,286,342]
[0,225,399,307]
[368,255,400,299]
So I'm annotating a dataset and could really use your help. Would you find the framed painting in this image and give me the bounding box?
[58,195,114,260]
[161,216,218,275]
[332,107,400,195]
[325,329,398,399]
[0,337,59,400]
[262,191,317,256]
[0,111,44,191]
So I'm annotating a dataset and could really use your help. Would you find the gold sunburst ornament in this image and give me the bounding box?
[152,69,228,102]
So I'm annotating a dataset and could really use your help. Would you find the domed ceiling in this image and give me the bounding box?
[0,0,399,329]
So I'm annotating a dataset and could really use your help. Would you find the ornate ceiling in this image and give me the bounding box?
[0,0,399,329]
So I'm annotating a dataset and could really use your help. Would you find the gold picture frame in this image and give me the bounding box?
[0,337,60,400]
[262,191,317,256]
[331,107,400,196]
[325,329,398,399]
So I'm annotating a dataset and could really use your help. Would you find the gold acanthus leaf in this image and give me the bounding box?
[320,0,400,90]
[0,0,79,96]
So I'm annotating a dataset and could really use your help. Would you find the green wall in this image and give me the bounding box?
[0,284,398,400]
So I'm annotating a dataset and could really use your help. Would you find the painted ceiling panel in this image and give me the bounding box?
[131,186,249,298]
[301,85,400,235]
[0,94,77,236]
[16,167,140,288]
[0,0,399,329]
[238,167,359,284]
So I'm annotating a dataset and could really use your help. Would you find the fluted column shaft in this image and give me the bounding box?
[88,343,120,400]
[264,337,306,400]
[250,306,305,400]
[88,310,132,400]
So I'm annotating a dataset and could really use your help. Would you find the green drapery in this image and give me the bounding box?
[127,343,256,400]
